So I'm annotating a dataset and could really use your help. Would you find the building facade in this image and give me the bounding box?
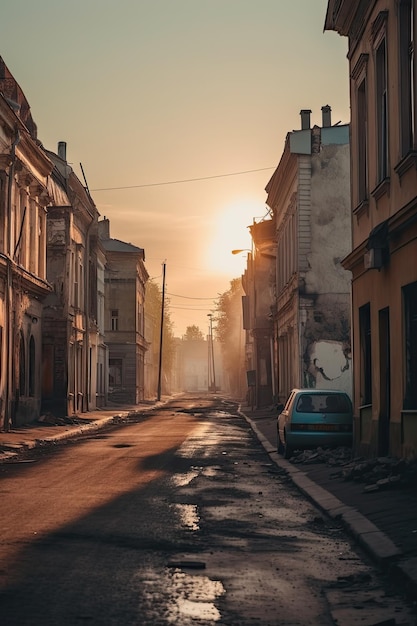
[0,59,53,428]
[325,0,417,458]
[265,107,352,405]
[99,218,148,404]
[42,142,101,417]
[241,219,276,408]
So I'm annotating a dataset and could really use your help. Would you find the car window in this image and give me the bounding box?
[296,394,315,412]
[295,393,351,413]
[322,394,351,413]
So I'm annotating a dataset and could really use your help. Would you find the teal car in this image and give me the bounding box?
[277,388,353,459]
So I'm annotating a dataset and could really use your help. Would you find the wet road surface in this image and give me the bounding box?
[0,395,414,625]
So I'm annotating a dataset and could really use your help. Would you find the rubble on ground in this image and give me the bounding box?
[37,413,79,426]
[290,447,417,492]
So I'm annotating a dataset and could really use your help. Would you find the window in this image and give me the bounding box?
[403,281,417,409]
[277,200,297,294]
[376,36,389,181]
[358,78,368,201]
[399,0,415,155]
[359,304,372,405]
[111,309,119,331]
[109,358,122,387]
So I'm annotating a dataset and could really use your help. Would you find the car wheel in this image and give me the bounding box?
[283,431,293,459]
[277,426,284,455]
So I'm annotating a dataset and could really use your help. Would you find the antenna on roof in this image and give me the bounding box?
[80,162,90,195]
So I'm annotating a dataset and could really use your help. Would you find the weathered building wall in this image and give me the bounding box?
[0,75,53,429]
[43,146,100,418]
[300,136,352,398]
[266,113,351,405]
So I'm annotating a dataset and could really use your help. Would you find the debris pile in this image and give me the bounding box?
[290,447,417,492]
[37,413,79,426]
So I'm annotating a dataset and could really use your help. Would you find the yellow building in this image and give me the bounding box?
[325,1,417,458]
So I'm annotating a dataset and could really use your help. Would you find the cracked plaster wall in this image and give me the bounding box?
[301,141,352,396]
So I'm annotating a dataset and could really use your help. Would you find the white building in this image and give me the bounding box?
[266,107,352,403]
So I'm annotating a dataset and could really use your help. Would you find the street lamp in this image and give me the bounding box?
[231,249,251,255]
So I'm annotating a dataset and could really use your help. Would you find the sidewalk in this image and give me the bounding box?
[0,402,159,461]
[239,403,417,599]
[1,399,416,599]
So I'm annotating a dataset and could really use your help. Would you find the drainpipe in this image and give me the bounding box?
[4,129,20,430]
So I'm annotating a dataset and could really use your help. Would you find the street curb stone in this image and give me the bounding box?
[240,408,417,597]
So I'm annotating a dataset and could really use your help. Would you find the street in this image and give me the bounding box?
[0,395,415,625]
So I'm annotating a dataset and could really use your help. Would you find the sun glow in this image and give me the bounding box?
[204,199,268,276]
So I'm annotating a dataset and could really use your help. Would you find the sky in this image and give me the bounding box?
[0,0,349,338]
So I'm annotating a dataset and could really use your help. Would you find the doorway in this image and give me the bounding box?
[378,307,390,456]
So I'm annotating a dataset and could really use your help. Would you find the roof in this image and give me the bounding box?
[101,237,145,258]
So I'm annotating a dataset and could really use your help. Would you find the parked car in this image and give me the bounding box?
[277,388,353,459]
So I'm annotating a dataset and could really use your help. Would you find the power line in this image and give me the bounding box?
[167,292,218,300]
[90,166,275,192]
[170,305,214,311]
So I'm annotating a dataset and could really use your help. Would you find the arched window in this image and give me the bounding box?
[29,335,36,397]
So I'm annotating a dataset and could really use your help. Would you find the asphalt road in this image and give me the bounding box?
[0,395,414,625]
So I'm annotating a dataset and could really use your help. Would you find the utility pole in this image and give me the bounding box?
[207,320,211,393]
[157,261,166,401]
[207,313,216,393]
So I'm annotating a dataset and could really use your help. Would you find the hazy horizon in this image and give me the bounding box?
[0,0,349,337]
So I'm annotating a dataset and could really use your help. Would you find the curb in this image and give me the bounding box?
[240,409,417,597]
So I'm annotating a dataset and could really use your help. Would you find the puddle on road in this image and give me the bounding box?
[172,503,200,531]
[176,598,221,621]
[175,423,220,459]
[171,469,200,487]
[201,466,220,478]
[168,570,225,623]
[139,566,225,624]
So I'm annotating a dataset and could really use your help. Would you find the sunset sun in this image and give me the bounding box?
[204,199,268,276]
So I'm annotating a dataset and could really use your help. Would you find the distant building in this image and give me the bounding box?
[266,107,352,404]
[241,219,276,408]
[175,335,224,393]
[99,217,148,404]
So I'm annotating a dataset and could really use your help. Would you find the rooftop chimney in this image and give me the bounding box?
[98,217,110,240]
[300,109,312,130]
[58,141,67,161]
[321,105,332,128]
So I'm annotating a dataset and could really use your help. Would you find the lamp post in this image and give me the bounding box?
[157,261,166,401]
[207,313,216,393]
